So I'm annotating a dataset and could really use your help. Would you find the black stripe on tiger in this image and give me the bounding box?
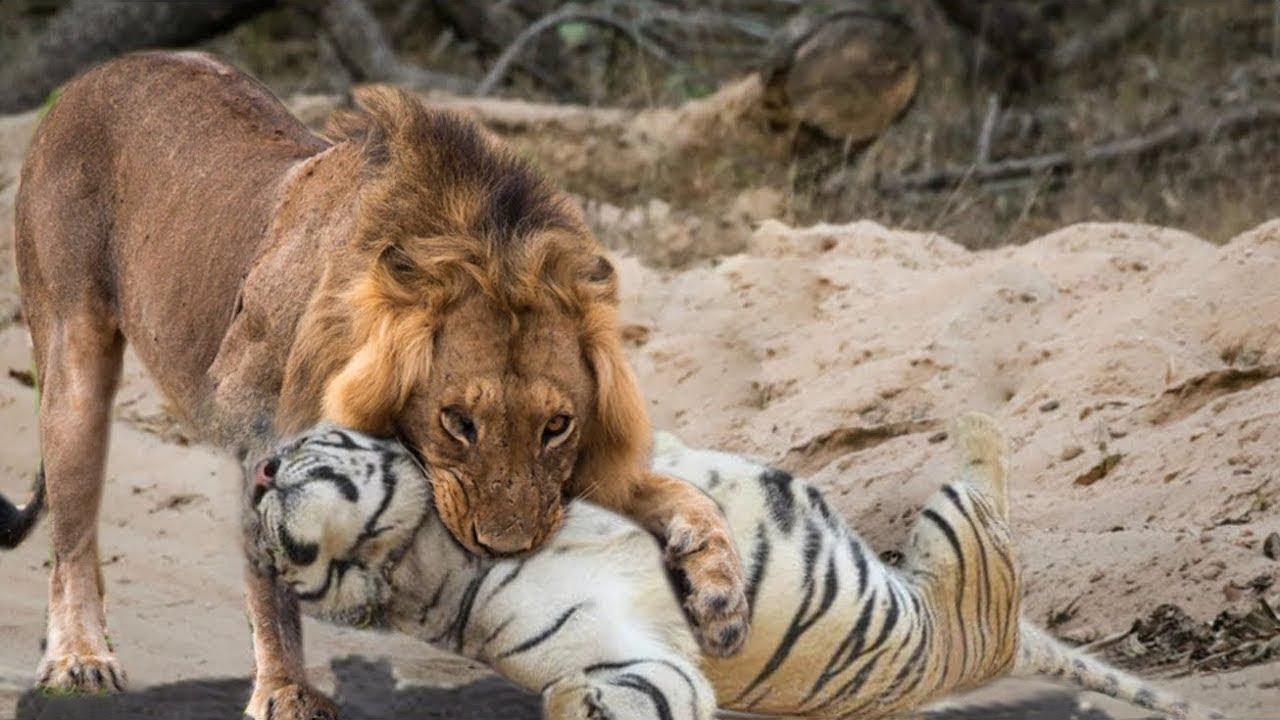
[279,525,319,567]
[498,603,583,659]
[358,450,401,541]
[861,614,933,712]
[481,615,515,649]
[849,536,870,596]
[309,429,369,452]
[418,569,452,625]
[485,560,527,604]
[805,484,839,530]
[759,468,796,533]
[806,589,878,701]
[295,558,359,601]
[744,522,770,622]
[942,485,989,674]
[585,658,704,720]
[304,465,359,502]
[811,579,906,705]
[813,586,918,712]
[609,673,674,720]
[440,566,493,651]
[735,548,839,701]
[921,507,970,681]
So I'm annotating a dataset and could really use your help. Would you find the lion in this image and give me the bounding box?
[1,51,746,719]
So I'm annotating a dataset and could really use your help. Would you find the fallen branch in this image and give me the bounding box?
[0,0,272,113]
[475,2,685,96]
[974,94,1000,164]
[881,102,1280,192]
[318,0,468,93]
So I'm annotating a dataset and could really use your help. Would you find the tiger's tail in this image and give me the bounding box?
[0,467,46,549]
[1014,621,1222,720]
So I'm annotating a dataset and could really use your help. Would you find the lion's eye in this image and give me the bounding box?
[440,407,477,445]
[542,414,574,448]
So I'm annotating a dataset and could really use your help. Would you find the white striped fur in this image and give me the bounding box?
[253,415,1218,719]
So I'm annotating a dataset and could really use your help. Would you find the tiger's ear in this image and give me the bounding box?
[574,303,650,502]
[323,313,433,436]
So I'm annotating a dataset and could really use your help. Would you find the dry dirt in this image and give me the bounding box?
[0,97,1278,720]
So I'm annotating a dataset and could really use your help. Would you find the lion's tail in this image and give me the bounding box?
[0,467,46,549]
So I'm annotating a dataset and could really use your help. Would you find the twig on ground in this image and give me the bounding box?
[881,102,1280,192]
[975,93,1000,165]
[1080,628,1133,653]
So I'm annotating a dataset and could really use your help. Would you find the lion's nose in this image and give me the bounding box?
[472,525,535,556]
[251,457,279,506]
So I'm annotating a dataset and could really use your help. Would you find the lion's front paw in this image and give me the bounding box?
[37,652,128,694]
[245,682,339,720]
[666,518,750,658]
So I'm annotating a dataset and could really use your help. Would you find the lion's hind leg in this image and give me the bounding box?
[542,659,715,720]
[30,311,128,693]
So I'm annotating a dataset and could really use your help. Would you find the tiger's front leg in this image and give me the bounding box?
[541,660,715,720]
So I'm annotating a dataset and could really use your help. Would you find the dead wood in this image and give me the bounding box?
[880,102,1280,192]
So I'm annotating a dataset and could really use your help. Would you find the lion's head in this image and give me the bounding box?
[280,87,647,558]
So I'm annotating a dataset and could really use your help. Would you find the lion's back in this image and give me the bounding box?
[16,51,330,416]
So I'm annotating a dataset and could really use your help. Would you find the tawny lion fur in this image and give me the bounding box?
[7,51,746,720]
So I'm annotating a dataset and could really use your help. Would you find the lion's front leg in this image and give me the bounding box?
[243,566,338,720]
[605,470,749,658]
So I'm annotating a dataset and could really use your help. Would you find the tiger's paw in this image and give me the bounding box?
[542,675,616,720]
[37,651,128,694]
[245,681,338,720]
[666,516,750,657]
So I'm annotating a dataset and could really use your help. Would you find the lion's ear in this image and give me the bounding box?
[579,254,619,304]
[323,314,432,435]
[575,305,650,500]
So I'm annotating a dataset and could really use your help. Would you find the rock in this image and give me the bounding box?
[1073,453,1123,486]
[1264,532,1280,560]
[761,6,920,142]
[1224,582,1245,602]
[1061,444,1085,461]
[1039,399,1060,412]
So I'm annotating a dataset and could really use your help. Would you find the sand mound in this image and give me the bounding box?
[612,218,1280,712]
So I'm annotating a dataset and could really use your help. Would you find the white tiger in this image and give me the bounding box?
[250,415,1217,720]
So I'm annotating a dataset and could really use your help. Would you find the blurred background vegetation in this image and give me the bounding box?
[2,0,1278,251]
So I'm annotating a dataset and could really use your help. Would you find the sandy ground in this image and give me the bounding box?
[1,100,1278,719]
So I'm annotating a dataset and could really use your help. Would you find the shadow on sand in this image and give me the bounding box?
[15,656,540,720]
[15,655,1114,720]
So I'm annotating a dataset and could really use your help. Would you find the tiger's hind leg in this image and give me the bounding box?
[951,412,1009,520]
[541,659,716,720]
[897,413,1021,697]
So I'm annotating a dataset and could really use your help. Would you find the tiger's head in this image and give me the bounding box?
[250,424,430,625]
